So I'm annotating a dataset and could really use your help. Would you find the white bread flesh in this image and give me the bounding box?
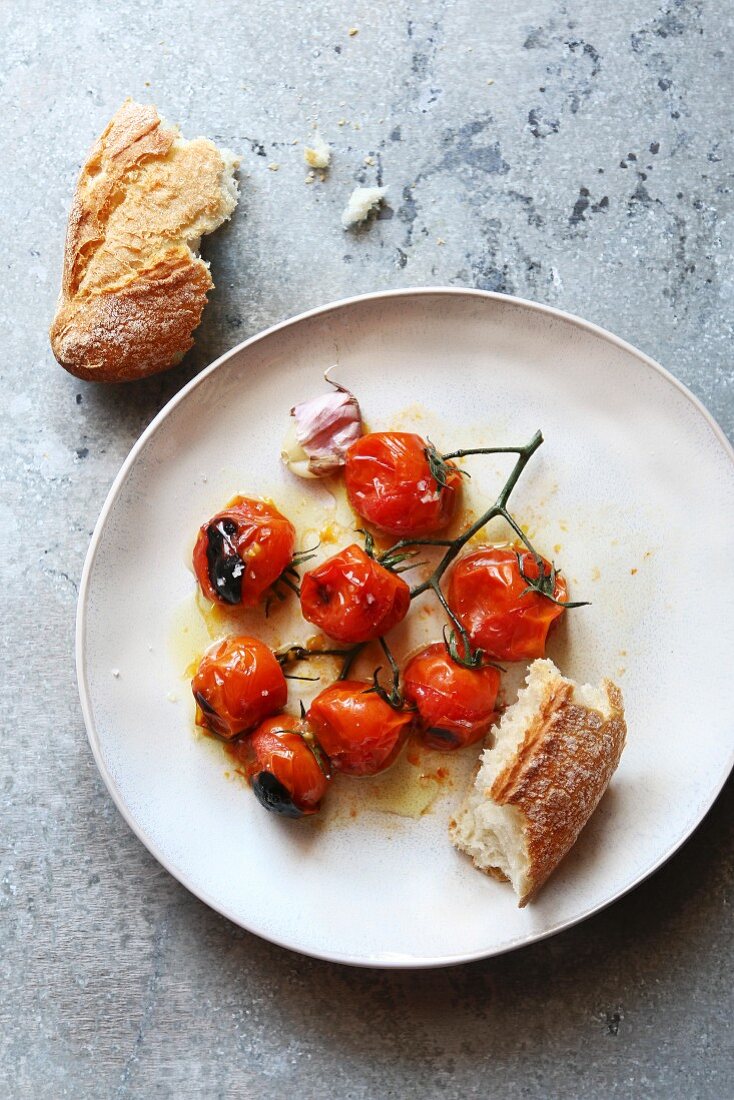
[341,186,387,229]
[450,659,626,906]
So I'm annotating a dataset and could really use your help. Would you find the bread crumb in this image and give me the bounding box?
[337,118,347,127]
[348,27,359,36]
[341,186,388,229]
[364,155,375,166]
[437,237,445,245]
[305,172,316,185]
[486,78,495,86]
[268,162,280,172]
[304,131,331,169]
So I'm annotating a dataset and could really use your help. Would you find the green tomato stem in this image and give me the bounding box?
[410,430,543,598]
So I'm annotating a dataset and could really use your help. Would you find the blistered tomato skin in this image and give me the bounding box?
[248,715,329,816]
[447,545,568,662]
[191,636,287,740]
[308,681,413,777]
[402,643,501,751]
[344,432,462,537]
[193,497,296,607]
[300,543,411,644]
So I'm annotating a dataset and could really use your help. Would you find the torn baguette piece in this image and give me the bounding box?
[304,130,331,169]
[50,99,239,382]
[450,659,626,906]
[341,186,387,229]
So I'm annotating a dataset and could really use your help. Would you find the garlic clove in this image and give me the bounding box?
[282,374,362,478]
[281,418,320,479]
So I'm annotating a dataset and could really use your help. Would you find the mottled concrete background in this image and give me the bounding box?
[1,1,732,1097]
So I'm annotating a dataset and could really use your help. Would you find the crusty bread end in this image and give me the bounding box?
[50,100,239,382]
[450,659,626,906]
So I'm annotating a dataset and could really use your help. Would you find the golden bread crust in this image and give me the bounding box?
[51,247,212,382]
[50,99,237,382]
[491,679,626,906]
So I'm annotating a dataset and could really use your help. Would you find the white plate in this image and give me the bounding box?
[77,289,734,968]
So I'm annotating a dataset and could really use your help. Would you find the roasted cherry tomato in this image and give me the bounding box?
[402,643,500,751]
[191,635,287,740]
[193,497,295,607]
[246,715,329,817]
[446,545,568,662]
[300,543,410,644]
[308,681,412,776]
[344,432,462,537]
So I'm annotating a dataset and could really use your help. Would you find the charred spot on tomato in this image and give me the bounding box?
[193,691,232,741]
[315,582,331,605]
[251,771,304,818]
[425,726,462,748]
[205,519,244,604]
[193,690,218,718]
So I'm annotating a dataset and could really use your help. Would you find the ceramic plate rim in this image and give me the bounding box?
[75,287,734,968]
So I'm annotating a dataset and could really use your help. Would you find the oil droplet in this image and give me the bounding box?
[367,763,440,818]
[359,745,457,819]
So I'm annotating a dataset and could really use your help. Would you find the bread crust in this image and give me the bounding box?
[50,100,237,382]
[492,679,626,906]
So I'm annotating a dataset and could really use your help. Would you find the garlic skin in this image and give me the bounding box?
[282,377,362,478]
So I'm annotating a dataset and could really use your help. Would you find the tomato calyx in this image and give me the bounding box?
[356,528,424,575]
[366,671,402,709]
[365,638,412,711]
[380,547,428,575]
[424,440,469,493]
[358,528,377,558]
[275,642,353,664]
[274,640,353,684]
[290,544,321,571]
[295,700,332,779]
[515,550,590,609]
[264,543,321,614]
[442,626,504,673]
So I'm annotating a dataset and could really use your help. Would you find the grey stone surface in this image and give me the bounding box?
[1,0,732,1097]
